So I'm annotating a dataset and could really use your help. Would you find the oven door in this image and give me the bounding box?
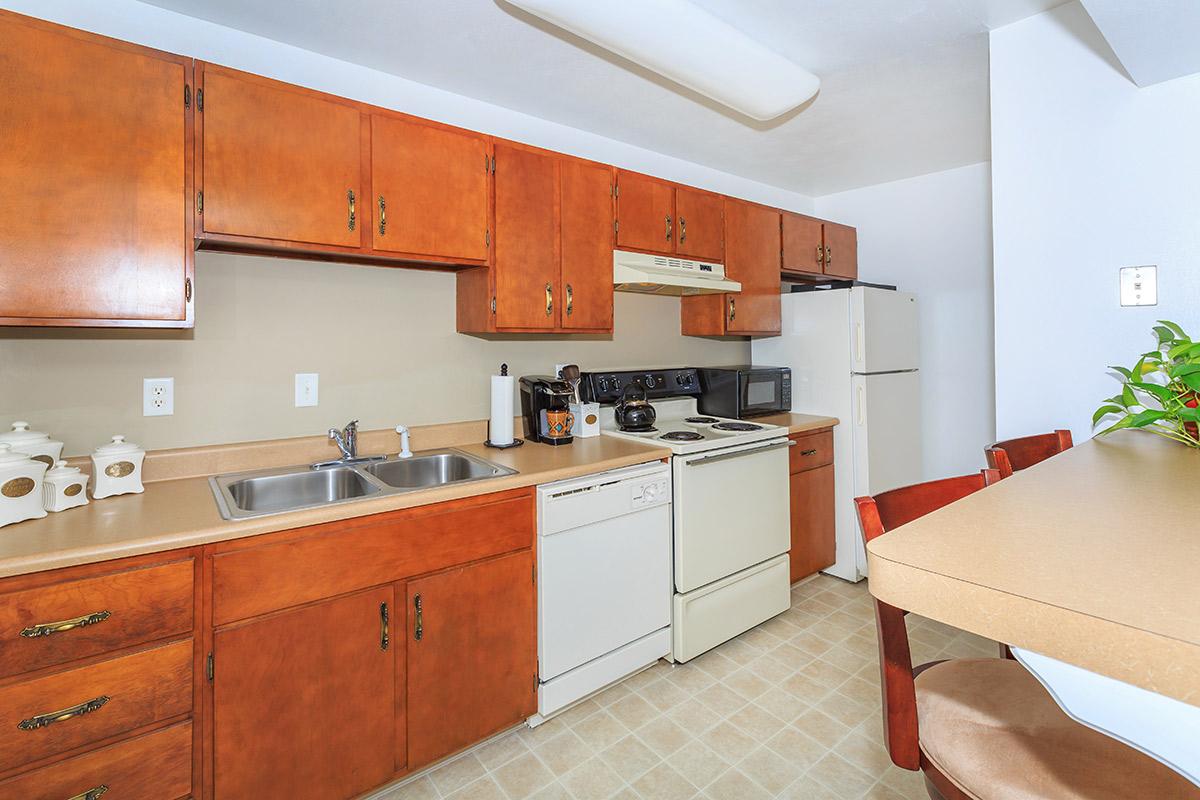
[672,438,792,593]
[739,370,788,417]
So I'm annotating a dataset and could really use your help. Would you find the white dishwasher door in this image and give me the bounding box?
[538,463,672,682]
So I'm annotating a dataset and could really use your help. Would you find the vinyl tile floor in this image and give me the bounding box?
[376,574,998,800]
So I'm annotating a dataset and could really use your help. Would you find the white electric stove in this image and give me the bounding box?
[584,368,793,662]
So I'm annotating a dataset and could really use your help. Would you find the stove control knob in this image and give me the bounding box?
[675,372,689,386]
[597,376,610,392]
[643,374,659,389]
[643,483,658,502]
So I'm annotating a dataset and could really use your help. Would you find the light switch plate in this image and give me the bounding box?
[143,377,174,416]
[1120,265,1157,307]
[295,373,319,407]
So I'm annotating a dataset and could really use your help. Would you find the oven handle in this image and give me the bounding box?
[683,439,794,466]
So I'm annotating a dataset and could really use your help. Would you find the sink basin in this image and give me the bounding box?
[364,452,512,489]
[209,448,517,520]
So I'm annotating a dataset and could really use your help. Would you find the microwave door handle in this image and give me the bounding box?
[685,440,795,466]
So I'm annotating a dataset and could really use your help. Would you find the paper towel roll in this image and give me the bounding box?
[489,373,515,445]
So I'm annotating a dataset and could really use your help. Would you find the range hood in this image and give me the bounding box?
[612,250,741,296]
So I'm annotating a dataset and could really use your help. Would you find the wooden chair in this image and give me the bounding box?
[855,471,1195,799]
[985,429,1073,479]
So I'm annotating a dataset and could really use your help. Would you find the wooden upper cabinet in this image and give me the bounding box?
[0,11,192,327]
[674,187,724,262]
[407,550,536,769]
[197,64,362,249]
[823,221,858,280]
[213,585,396,800]
[782,212,825,275]
[615,171,675,254]
[725,200,782,334]
[371,116,490,264]
[560,157,615,331]
[492,142,560,330]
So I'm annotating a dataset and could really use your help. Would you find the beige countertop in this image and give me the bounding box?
[753,412,839,434]
[866,431,1200,707]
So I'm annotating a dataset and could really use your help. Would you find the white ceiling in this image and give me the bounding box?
[137,0,1067,196]
[1079,0,1200,87]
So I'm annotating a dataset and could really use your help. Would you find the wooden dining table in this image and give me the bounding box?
[865,431,1200,784]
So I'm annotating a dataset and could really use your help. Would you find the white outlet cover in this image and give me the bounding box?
[1120,265,1157,307]
[143,377,174,417]
[295,373,319,407]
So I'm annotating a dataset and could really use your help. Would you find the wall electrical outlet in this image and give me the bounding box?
[295,373,319,407]
[143,378,174,417]
[1120,265,1157,307]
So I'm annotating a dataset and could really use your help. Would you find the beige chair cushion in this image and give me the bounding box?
[915,658,1198,799]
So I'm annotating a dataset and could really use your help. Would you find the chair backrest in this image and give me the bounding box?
[985,429,1073,479]
[854,468,1000,770]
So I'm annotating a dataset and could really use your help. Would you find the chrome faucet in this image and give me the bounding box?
[313,420,386,469]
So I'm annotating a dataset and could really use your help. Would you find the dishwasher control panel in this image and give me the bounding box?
[631,477,670,509]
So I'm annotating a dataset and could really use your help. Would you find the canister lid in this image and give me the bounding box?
[45,460,82,479]
[94,435,142,456]
[0,443,40,466]
[0,421,52,447]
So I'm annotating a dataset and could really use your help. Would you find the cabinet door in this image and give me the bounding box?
[213,585,395,800]
[782,212,824,275]
[0,12,191,326]
[675,187,724,262]
[407,551,536,768]
[560,157,614,332]
[725,199,782,335]
[371,116,490,263]
[615,171,674,254]
[789,464,836,582]
[199,65,362,248]
[823,222,858,280]
[493,143,560,330]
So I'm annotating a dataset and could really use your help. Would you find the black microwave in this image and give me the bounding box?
[696,366,791,419]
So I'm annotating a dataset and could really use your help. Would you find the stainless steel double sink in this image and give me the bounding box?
[209,449,518,520]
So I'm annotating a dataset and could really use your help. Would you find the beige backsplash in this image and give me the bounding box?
[0,252,749,456]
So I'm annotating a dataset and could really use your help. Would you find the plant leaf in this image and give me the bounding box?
[1158,320,1190,342]
[1167,342,1194,359]
[1122,384,1138,407]
[1128,409,1168,427]
[1153,326,1175,345]
[1129,381,1173,405]
[1096,416,1135,435]
[1092,405,1124,426]
[1110,365,1133,382]
[1182,373,1200,393]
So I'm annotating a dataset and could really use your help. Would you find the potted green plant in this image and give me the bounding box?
[1094,320,1200,447]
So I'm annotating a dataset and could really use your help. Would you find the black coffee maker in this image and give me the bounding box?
[519,376,575,446]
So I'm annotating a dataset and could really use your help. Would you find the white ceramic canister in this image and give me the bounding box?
[90,436,145,499]
[0,421,64,468]
[43,460,89,512]
[0,444,49,527]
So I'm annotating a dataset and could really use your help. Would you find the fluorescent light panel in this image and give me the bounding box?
[504,0,819,121]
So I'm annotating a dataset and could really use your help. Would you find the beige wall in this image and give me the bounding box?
[0,252,749,456]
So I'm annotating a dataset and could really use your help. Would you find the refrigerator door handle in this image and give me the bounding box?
[856,384,865,426]
[854,322,865,368]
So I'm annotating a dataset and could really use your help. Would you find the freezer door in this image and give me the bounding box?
[852,371,923,497]
[851,287,919,374]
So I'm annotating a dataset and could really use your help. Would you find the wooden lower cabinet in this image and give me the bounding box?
[407,550,537,768]
[788,431,837,582]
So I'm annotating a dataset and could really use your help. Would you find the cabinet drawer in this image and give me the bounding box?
[0,560,193,679]
[0,640,191,773]
[0,721,192,800]
[212,490,534,624]
[789,430,833,473]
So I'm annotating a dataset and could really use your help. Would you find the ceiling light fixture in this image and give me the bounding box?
[502,0,820,121]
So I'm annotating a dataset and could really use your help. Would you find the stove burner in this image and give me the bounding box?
[621,425,657,434]
[712,422,764,432]
[660,431,704,442]
[684,416,720,424]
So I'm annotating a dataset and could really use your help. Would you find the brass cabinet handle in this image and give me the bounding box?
[825,246,832,265]
[665,215,673,241]
[545,283,553,317]
[801,448,818,456]
[413,594,423,641]
[347,189,356,231]
[566,284,574,317]
[679,217,687,243]
[18,695,109,731]
[728,297,736,322]
[378,196,387,236]
[66,786,108,800]
[21,610,111,639]
[380,602,389,651]
[816,244,824,266]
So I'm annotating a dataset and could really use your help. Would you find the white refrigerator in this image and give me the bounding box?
[753,285,922,581]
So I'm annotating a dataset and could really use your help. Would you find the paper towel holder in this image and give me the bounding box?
[485,426,524,449]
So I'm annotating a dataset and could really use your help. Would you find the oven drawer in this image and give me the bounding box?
[788,430,833,473]
[672,438,791,594]
[0,640,192,773]
[672,553,790,662]
[0,721,192,800]
[0,559,194,680]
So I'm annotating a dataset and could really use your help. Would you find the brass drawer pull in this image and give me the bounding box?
[21,610,111,639]
[380,602,390,651]
[18,695,110,731]
[378,196,387,236]
[67,786,108,800]
[801,448,818,457]
[347,189,356,231]
[413,594,423,641]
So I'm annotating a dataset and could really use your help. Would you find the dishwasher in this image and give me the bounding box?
[533,461,673,722]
